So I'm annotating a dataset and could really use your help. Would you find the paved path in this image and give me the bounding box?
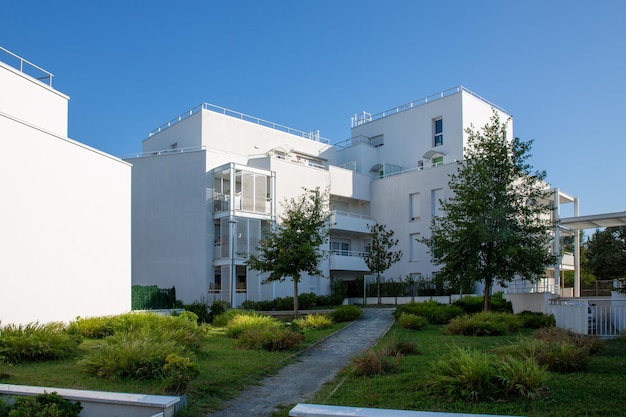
[208,308,395,417]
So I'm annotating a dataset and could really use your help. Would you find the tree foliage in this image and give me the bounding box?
[363,223,402,304]
[246,187,330,317]
[422,111,555,311]
[585,226,626,281]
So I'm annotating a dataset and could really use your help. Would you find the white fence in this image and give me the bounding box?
[549,297,626,337]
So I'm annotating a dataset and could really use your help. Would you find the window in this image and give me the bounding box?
[432,156,443,166]
[417,160,424,170]
[331,240,350,256]
[410,233,421,261]
[410,193,421,221]
[431,188,443,217]
[434,118,443,146]
[370,134,384,147]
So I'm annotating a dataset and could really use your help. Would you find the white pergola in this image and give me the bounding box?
[559,210,626,297]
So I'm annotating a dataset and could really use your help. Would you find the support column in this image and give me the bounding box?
[574,198,581,297]
[553,188,561,295]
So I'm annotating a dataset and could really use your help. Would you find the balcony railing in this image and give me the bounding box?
[350,86,507,128]
[0,46,54,86]
[148,102,330,144]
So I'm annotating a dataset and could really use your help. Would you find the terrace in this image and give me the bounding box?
[0,46,54,86]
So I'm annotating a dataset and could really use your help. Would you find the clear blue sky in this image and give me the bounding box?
[2,1,625,217]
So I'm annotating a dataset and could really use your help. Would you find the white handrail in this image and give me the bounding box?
[0,46,54,86]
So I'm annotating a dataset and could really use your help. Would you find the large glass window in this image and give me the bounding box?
[331,240,350,256]
[432,156,443,166]
[434,118,443,146]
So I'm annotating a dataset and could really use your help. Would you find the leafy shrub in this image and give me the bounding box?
[297,293,318,310]
[0,322,80,363]
[351,351,397,376]
[394,301,463,325]
[292,314,333,330]
[329,305,363,322]
[445,312,520,336]
[452,292,513,314]
[181,300,211,323]
[398,313,428,330]
[0,392,82,417]
[79,328,192,379]
[208,301,228,322]
[517,311,556,329]
[0,357,12,379]
[235,327,304,351]
[225,313,282,338]
[427,346,545,401]
[162,353,200,394]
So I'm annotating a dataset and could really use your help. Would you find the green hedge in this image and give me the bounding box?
[132,285,177,310]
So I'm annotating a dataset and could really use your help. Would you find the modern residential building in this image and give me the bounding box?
[127,86,577,306]
[0,47,132,325]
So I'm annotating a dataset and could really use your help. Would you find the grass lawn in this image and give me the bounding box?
[0,322,348,417]
[311,325,626,417]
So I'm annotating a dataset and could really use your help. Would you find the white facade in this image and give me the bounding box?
[129,87,572,305]
[0,48,131,325]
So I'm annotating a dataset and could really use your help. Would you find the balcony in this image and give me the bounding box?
[330,211,373,234]
[329,250,368,271]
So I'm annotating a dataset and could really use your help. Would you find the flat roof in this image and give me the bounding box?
[560,211,626,230]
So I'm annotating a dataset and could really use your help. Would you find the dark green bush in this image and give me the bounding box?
[445,312,520,336]
[533,326,602,354]
[397,313,428,330]
[0,392,82,417]
[329,305,363,322]
[132,285,177,310]
[517,311,556,329]
[0,322,80,363]
[535,341,590,373]
[181,300,211,323]
[394,301,463,324]
[452,292,513,314]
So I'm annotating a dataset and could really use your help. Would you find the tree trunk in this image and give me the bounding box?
[377,273,381,304]
[483,277,492,311]
[293,279,299,319]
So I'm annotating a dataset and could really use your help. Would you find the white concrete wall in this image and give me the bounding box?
[0,61,68,137]
[126,151,209,304]
[0,113,131,325]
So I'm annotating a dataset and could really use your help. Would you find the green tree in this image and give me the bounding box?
[363,223,402,304]
[562,232,596,287]
[422,111,555,311]
[585,226,626,281]
[246,187,330,318]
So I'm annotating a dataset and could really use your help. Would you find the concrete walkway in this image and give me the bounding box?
[208,308,395,417]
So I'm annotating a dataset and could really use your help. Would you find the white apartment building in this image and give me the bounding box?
[0,47,132,325]
[128,86,575,307]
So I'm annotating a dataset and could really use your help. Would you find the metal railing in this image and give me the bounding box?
[148,103,330,144]
[123,146,205,159]
[0,46,54,86]
[351,86,507,128]
[331,210,374,221]
[504,278,556,295]
[330,249,367,257]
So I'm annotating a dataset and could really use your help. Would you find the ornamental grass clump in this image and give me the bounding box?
[397,313,428,330]
[351,351,398,376]
[445,312,520,336]
[426,346,545,401]
[235,327,304,351]
[224,313,282,338]
[0,322,80,363]
[292,313,333,330]
[79,327,199,379]
[329,305,362,322]
[378,338,419,357]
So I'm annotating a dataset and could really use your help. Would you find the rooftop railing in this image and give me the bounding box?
[148,103,330,144]
[122,146,206,159]
[0,46,54,86]
[351,86,507,128]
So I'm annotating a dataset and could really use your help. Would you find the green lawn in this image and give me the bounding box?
[0,323,347,417]
[311,325,626,417]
